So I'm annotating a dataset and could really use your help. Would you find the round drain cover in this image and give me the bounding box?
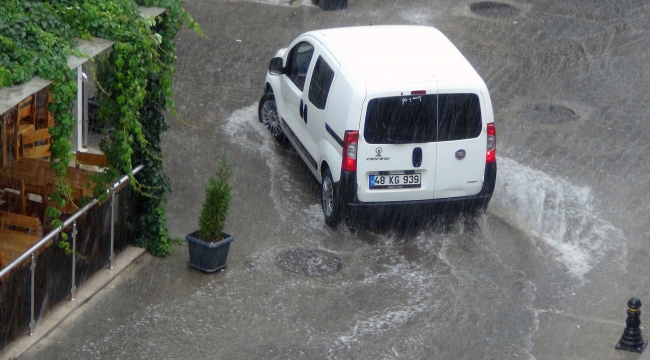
[470,2,520,17]
[530,104,579,123]
[275,249,342,277]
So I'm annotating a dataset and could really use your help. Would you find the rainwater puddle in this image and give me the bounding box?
[489,157,626,280]
[224,103,306,226]
[527,103,580,124]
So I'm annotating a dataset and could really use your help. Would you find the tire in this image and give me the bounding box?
[258,92,285,143]
[321,168,341,227]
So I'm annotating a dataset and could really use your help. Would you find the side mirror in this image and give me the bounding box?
[268,57,284,75]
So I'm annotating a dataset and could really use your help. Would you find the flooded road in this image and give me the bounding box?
[18,0,650,359]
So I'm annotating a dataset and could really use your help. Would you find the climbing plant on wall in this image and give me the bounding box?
[0,0,201,256]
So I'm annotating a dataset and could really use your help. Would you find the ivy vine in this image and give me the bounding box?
[0,0,201,256]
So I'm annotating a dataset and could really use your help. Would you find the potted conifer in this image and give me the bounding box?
[186,156,235,273]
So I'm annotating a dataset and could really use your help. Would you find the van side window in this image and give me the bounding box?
[286,42,315,91]
[437,94,482,141]
[308,56,335,110]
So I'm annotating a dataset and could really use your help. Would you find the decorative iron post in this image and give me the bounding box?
[616,297,648,353]
[70,222,77,301]
[109,192,115,269]
[29,253,35,336]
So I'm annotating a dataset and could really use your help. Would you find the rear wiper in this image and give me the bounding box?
[386,138,410,144]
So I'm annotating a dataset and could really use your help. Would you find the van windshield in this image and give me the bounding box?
[363,93,482,144]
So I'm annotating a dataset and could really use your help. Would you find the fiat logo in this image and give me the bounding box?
[375,147,383,156]
[455,149,466,160]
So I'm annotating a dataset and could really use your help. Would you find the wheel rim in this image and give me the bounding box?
[322,175,334,217]
[261,100,282,137]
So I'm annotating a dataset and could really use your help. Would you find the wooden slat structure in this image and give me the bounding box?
[0,175,26,215]
[76,151,108,168]
[0,210,41,270]
[0,211,39,234]
[0,157,94,198]
[21,128,52,160]
[17,95,35,127]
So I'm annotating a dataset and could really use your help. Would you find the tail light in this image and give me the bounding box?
[342,130,359,171]
[486,123,496,163]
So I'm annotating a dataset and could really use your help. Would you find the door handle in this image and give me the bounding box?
[412,147,422,167]
[299,99,304,119]
[303,104,308,123]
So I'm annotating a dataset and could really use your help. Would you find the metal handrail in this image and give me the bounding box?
[0,164,143,279]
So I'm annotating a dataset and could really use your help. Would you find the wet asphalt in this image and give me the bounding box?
[18,0,650,359]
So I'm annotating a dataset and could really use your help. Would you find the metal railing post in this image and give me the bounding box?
[29,253,35,336]
[109,193,115,269]
[71,222,77,301]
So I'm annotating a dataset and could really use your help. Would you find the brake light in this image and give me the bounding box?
[411,90,426,95]
[486,123,496,163]
[342,130,359,172]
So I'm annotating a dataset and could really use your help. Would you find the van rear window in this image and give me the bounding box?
[438,94,482,141]
[364,95,438,144]
[363,93,482,144]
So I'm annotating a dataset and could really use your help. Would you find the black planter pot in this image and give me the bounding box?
[186,231,234,273]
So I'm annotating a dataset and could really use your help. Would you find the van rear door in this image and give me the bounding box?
[356,91,438,203]
[433,91,486,199]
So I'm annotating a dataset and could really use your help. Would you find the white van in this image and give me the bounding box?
[259,25,497,226]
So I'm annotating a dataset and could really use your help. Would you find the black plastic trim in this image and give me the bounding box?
[337,170,358,205]
[325,123,343,147]
[344,193,492,208]
[281,118,318,169]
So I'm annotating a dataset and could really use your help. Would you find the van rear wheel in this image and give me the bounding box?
[321,169,341,227]
[258,92,285,143]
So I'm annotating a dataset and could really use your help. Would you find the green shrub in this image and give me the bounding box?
[197,156,234,242]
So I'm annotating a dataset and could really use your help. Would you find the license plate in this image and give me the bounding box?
[369,173,421,189]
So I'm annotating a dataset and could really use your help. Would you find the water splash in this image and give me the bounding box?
[489,157,626,279]
[223,103,296,224]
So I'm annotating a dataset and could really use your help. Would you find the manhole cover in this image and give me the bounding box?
[275,249,342,277]
[470,2,520,17]
[529,104,579,124]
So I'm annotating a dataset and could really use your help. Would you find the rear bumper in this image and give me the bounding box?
[338,162,497,209]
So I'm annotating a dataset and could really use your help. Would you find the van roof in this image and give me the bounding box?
[307,25,484,89]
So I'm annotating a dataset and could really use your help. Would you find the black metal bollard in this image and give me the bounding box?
[616,297,648,353]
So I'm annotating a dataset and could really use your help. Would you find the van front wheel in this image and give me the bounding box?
[258,92,285,143]
[322,169,341,227]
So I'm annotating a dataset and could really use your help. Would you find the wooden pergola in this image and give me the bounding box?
[0,6,166,270]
